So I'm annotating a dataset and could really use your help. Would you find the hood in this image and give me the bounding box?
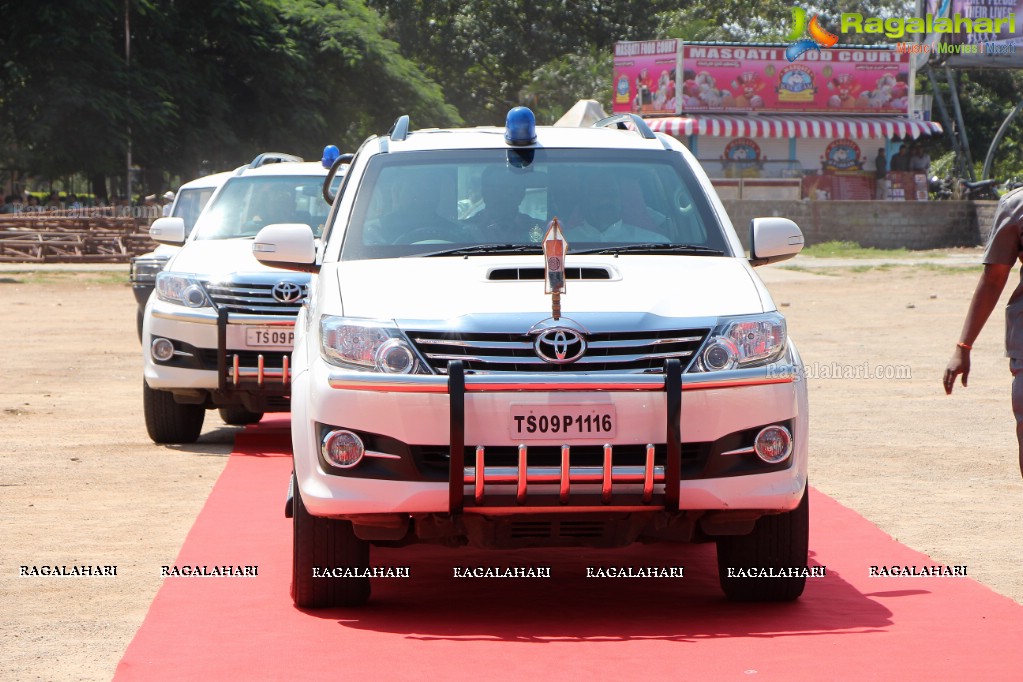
[333,255,770,322]
[166,238,273,275]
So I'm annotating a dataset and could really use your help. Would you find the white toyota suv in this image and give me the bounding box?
[142,152,344,443]
[255,110,808,607]
[129,170,232,340]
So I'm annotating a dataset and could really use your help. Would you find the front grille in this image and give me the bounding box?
[204,280,308,315]
[408,328,709,374]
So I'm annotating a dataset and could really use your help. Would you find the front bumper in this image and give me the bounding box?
[143,299,295,400]
[129,256,167,306]
[293,348,808,520]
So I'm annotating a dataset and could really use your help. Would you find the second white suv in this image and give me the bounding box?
[129,171,232,340]
[142,152,344,443]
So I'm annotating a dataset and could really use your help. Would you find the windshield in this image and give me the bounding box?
[172,186,218,236]
[339,149,729,260]
[191,175,331,240]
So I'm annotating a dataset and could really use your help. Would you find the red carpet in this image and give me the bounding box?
[116,417,1023,681]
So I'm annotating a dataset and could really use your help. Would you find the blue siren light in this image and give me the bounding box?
[321,145,340,169]
[505,107,537,146]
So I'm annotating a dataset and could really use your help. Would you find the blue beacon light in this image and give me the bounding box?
[505,107,537,146]
[321,145,340,169]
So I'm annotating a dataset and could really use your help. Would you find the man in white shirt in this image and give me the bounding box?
[161,191,175,217]
[569,170,666,243]
[467,166,538,242]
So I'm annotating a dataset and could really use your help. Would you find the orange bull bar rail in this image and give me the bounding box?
[446,359,683,514]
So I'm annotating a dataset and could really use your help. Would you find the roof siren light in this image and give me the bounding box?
[505,107,537,147]
[320,145,341,169]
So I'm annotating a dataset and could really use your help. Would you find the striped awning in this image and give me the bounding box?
[646,115,942,140]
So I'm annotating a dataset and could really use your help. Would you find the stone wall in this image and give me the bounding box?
[721,200,997,250]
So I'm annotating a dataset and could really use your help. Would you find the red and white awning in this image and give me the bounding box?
[646,115,942,139]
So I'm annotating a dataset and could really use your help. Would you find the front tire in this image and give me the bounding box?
[292,474,371,608]
[716,485,810,602]
[143,380,205,444]
[218,405,264,426]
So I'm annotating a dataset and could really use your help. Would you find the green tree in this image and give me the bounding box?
[368,0,675,124]
[0,0,459,195]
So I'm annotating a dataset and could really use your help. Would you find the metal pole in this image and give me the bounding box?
[926,66,964,177]
[125,0,131,202]
[945,65,975,180]
[982,99,1023,181]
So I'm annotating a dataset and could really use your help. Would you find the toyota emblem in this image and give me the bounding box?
[533,327,587,364]
[271,281,303,303]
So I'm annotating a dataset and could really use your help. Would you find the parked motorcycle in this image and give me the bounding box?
[929,175,1001,200]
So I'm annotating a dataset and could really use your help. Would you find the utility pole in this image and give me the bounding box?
[125,0,132,202]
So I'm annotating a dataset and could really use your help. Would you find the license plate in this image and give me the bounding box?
[510,405,617,440]
[245,327,294,347]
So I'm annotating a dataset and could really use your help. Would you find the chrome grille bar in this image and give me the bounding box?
[424,350,694,365]
[587,336,703,348]
[412,338,532,350]
[412,328,708,375]
[414,336,701,351]
[204,280,307,316]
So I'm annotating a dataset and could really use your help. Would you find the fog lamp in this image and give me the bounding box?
[321,430,365,469]
[754,425,793,464]
[151,337,175,362]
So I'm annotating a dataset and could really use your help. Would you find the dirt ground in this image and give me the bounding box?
[2,255,1022,681]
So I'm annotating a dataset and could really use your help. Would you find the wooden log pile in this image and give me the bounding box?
[0,216,157,263]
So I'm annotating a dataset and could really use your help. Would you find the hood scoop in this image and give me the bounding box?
[487,266,615,282]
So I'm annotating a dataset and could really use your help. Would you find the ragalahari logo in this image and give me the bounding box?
[785,7,839,62]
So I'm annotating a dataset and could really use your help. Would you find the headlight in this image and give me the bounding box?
[130,256,170,284]
[155,272,210,308]
[695,313,786,372]
[319,317,424,374]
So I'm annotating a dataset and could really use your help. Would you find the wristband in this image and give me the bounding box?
[957,342,972,351]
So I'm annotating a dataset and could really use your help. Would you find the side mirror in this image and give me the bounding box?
[749,217,804,266]
[149,217,186,245]
[253,223,318,272]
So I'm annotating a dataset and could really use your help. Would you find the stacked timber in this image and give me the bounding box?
[0,216,156,263]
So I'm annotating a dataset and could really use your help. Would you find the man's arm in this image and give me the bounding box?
[944,263,1012,393]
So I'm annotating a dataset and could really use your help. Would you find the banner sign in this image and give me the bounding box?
[679,44,910,114]
[613,40,682,115]
[613,42,910,115]
[922,0,1023,67]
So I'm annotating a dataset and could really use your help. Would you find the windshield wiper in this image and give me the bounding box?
[572,243,725,256]
[417,244,543,257]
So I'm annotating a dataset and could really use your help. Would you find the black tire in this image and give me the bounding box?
[136,307,144,343]
[292,474,371,608]
[218,405,264,426]
[716,486,810,602]
[143,380,205,444]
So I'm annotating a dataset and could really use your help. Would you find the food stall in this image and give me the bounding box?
[613,40,943,199]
